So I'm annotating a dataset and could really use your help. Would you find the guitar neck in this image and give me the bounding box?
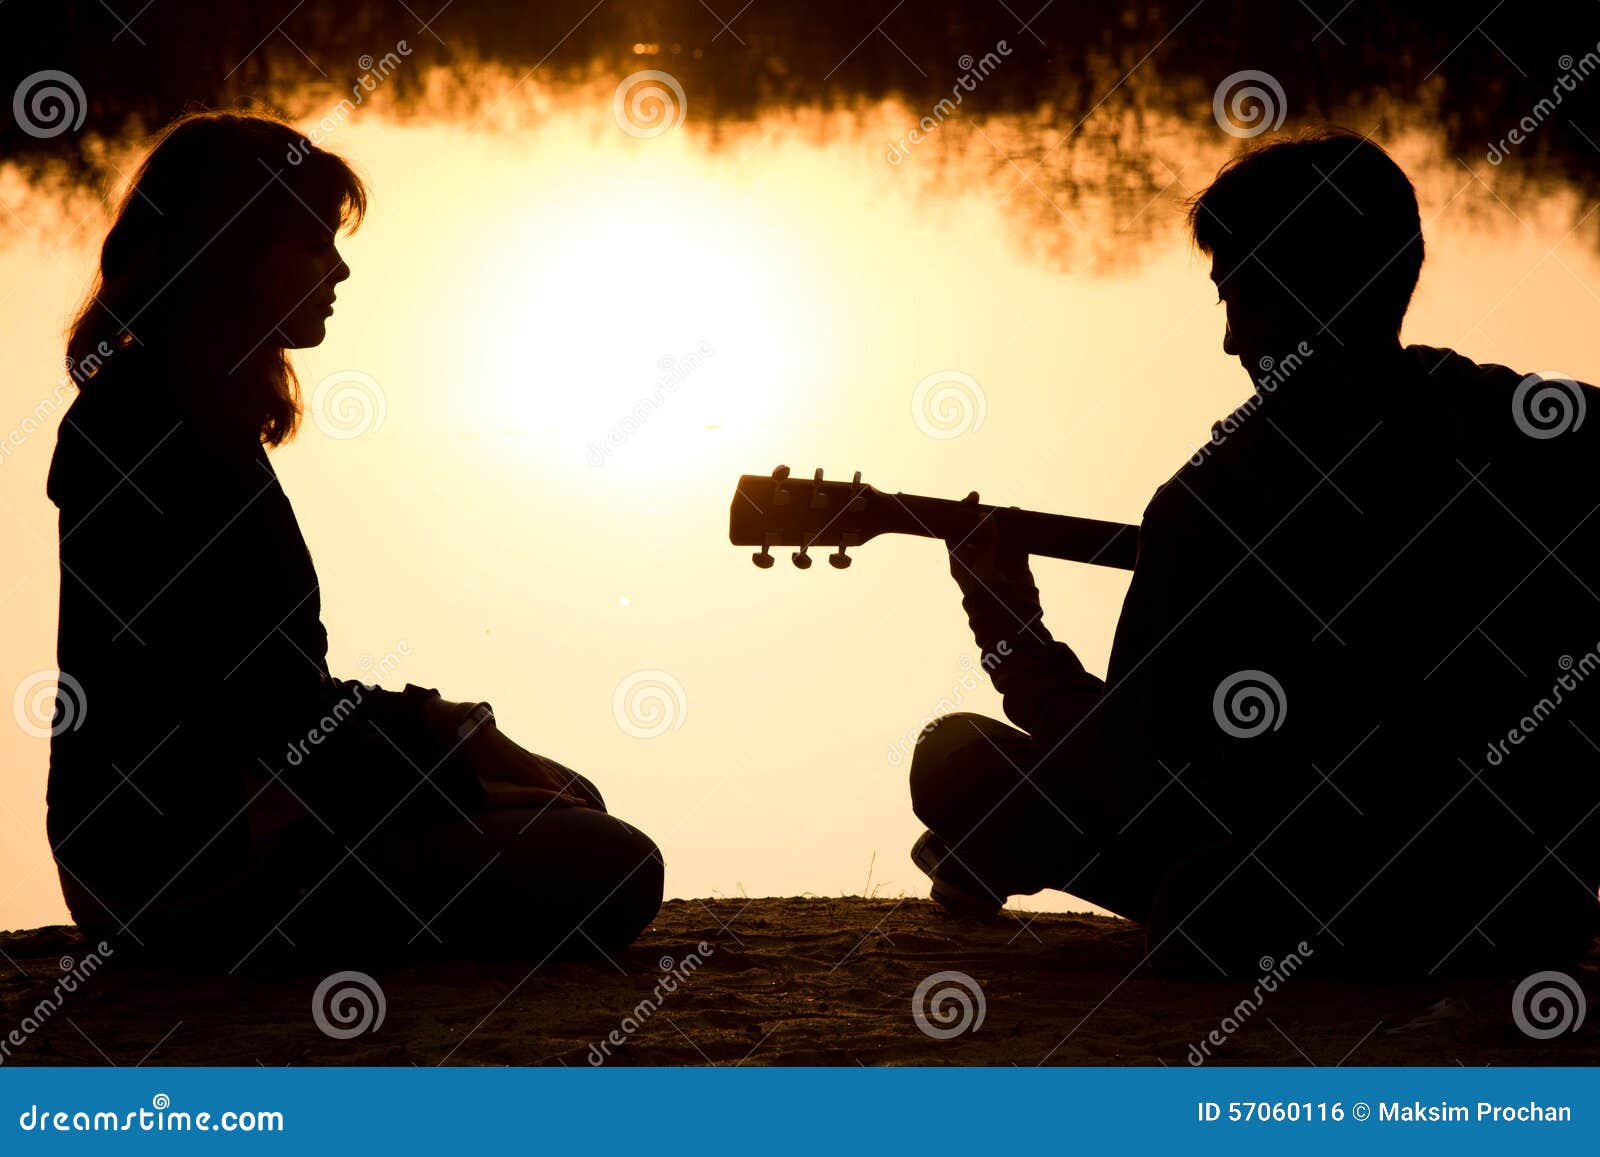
[727,470,1140,572]
[881,492,1139,570]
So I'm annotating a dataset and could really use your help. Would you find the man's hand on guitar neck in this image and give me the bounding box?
[945,492,1106,741]
[945,491,1050,654]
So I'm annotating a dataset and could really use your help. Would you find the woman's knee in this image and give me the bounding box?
[576,820,664,950]
[497,809,663,949]
[408,807,662,952]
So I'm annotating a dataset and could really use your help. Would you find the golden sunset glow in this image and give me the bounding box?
[2,91,1598,933]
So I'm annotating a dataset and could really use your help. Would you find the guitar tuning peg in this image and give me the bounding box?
[829,545,852,569]
[771,465,791,479]
[773,462,792,506]
[852,471,862,485]
[751,545,774,568]
[792,544,813,569]
[810,466,829,509]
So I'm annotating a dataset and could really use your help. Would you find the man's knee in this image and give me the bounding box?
[909,713,1010,830]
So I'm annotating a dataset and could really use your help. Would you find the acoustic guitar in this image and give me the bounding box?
[729,466,1139,571]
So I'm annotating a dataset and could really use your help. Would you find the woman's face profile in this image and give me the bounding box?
[253,212,350,349]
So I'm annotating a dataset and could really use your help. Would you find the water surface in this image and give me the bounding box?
[2,2,1598,926]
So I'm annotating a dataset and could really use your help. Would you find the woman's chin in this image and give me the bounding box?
[280,320,328,349]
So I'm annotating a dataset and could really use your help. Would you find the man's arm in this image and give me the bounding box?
[946,492,1106,740]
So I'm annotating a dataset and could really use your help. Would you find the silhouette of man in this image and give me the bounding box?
[910,129,1600,976]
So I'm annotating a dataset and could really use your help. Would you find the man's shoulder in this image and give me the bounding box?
[1402,342,1596,406]
[1402,343,1598,452]
[1145,390,1277,521]
[1144,344,1598,529]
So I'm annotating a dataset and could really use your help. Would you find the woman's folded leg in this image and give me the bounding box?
[270,802,664,962]
[405,804,664,957]
[122,800,663,970]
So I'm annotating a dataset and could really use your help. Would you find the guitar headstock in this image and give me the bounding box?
[729,466,891,569]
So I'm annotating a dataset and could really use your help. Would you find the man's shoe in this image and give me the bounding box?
[911,830,1005,918]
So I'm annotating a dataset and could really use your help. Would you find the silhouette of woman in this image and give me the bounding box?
[46,111,663,968]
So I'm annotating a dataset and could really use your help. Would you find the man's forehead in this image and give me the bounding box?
[1210,255,1255,289]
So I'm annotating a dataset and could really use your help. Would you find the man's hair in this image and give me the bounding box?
[1187,130,1424,341]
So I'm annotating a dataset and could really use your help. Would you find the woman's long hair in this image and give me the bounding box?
[68,110,367,446]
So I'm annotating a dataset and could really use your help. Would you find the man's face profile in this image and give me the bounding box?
[1211,258,1307,378]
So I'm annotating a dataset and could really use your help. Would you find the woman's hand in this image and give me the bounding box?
[419,696,601,809]
[475,779,594,811]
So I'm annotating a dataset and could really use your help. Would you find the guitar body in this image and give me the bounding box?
[729,467,1139,571]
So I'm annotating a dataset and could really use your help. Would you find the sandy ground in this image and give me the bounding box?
[0,898,1594,1066]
